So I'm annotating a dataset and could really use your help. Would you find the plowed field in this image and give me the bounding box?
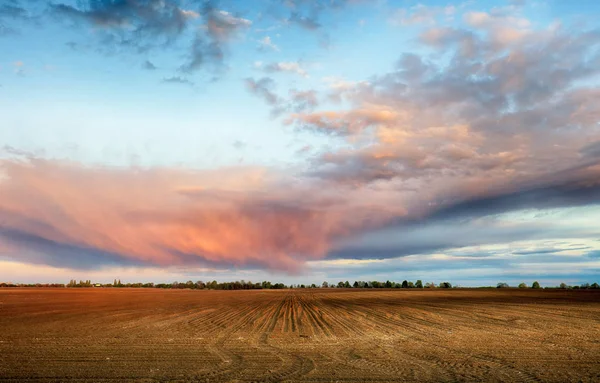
[0,288,599,382]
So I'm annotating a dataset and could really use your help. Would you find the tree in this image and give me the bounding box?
[591,283,599,289]
[497,282,509,288]
[559,282,568,289]
[385,280,392,288]
[401,280,409,288]
[337,281,345,288]
[353,281,359,288]
[322,281,329,288]
[416,280,423,288]
[440,282,452,288]
[408,281,415,288]
[344,281,351,288]
[532,281,540,289]
[518,283,527,289]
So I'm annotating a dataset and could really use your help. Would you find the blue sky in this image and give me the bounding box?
[1,0,599,286]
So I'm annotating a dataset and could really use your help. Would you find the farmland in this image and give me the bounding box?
[0,289,599,382]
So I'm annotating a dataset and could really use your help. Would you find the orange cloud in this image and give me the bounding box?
[0,157,400,272]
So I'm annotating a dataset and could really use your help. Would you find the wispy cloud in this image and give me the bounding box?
[162,76,194,86]
[263,61,308,77]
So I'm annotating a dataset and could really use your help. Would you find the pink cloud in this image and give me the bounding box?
[0,157,401,272]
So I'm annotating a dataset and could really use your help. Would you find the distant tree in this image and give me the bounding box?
[518,283,527,289]
[439,282,452,288]
[401,280,409,288]
[385,280,392,288]
[425,282,436,288]
[408,281,415,288]
[344,281,351,288]
[337,281,345,288]
[532,281,540,289]
[497,283,509,288]
[591,283,599,289]
[415,280,423,288]
[559,282,568,289]
[353,281,359,288]
[322,281,329,288]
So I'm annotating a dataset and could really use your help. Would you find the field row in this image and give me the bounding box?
[0,289,599,382]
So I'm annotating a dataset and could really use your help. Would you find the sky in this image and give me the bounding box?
[1,0,600,287]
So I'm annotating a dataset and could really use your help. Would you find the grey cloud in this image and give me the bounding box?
[429,168,600,222]
[581,141,600,158]
[50,0,251,74]
[245,77,281,106]
[289,89,318,111]
[162,76,194,86]
[0,227,143,269]
[288,12,320,30]
[0,0,36,36]
[245,77,319,117]
[51,0,192,40]
[512,247,591,256]
[142,60,157,70]
[179,2,251,73]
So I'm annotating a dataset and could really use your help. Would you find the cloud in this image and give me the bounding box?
[390,4,455,26]
[0,1,33,36]
[50,0,251,73]
[245,77,281,106]
[263,61,308,77]
[0,156,399,273]
[245,78,319,116]
[257,36,279,51]
[51,0,192,40]
[286,13,600,193]
[142,60,157,70]
[179,4,252,73]
[162,76,194,86]
[287,12,321,30]
[289,89,318,111]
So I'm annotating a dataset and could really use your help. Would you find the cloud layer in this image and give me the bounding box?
[0,156,403,272]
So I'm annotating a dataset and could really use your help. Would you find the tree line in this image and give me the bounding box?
[1,279,599,289]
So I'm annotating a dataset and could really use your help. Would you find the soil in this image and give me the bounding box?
[0,288,599,382]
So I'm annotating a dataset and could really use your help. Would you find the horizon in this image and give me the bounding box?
[2,278,599,289]
[2,0,600,287]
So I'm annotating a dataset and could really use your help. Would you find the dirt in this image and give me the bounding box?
[0,288,599,382]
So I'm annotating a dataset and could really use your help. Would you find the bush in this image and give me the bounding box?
[532,281,540,289]
[497,283,509,288]
[518,283,527,289]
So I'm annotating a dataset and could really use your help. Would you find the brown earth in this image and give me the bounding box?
[0,288,599,382]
